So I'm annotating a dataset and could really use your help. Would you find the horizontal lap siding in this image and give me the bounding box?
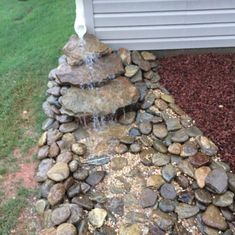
[86,0,235,50]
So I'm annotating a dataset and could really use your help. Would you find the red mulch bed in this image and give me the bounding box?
[158,53,235,171]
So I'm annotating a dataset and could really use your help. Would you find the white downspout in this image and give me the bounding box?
[74,0,87,40]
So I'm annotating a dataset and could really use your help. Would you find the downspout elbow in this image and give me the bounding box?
[74,0,87,40]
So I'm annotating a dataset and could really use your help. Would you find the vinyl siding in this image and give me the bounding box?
[84,0,235,50]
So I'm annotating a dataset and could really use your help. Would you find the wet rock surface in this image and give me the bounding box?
[56,53,124,86]
[61,77,139,117]
[63,34,112,66]
[36,34,233,235]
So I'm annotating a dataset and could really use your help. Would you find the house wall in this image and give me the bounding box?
[84,0,235,50]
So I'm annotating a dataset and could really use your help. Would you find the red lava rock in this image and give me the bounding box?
[158,53,235,171]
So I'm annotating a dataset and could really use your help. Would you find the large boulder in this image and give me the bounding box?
[60,77,140,117]
[56,53,124,86]
[63,34,112,65]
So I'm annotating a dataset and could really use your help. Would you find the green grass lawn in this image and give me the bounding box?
[0,1,74,233]
[0,0,74,173]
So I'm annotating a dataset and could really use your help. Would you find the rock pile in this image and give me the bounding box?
[36,35,235,235]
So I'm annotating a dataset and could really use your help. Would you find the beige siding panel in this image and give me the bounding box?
[102,36,235,50]
[93,0,235,13]
[94,10,235,27]
[96,23,235,40]
[84,0,235,50]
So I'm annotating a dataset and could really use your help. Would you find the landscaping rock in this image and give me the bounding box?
[196,136,218,156]
[85,171,106,186]
[161,164,176,182]
[202,205,227,230]
[178,160,195,178]
[51,206,71,225]
[205,168,228,194]
[160,183,177,200]
[139,122,152,135]
[152,210,175,231]
[47,162,70,182]
[152,153,170,166]
[61,77,139,117]
[48,183,65,206]
[125,65,139,77]
[140,188,157,208]
[147,174,165,189]
[195,189,212,204]
[213,191,234,207]
[119,111,136,125]
[153,124,168,139]
[175,203,199,219]
[71,143,86,155]
[56,223,77,235]
[159,199,175,213]
[36,159,54,182]
[195,166,211,188]
[88,208,107,228]
[189,152,210,168]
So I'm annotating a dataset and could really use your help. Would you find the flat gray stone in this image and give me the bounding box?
[161,164,176,182]
[171,129,189,143]
[56,53,124,86]
[178,160,195,178]
[51,206,71,225]
[152,153,170,166]
[140,188,157,208]
[205,168,228,194]
[196,136,218,156]
[61,77,140,117]
[195,189,212,205]
[160,183,177,200]
[159,199,175,213]
[213,191,234,207]
[36,159,54,182]
[175,203,199,219]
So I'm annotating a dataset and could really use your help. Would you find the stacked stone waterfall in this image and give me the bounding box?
[37,34,140,235]
[49,34,139,122]
[36,34,235,235]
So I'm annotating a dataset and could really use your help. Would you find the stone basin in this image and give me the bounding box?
[60,77,140,117]
[55,53,124,86]
[63,34,112,66]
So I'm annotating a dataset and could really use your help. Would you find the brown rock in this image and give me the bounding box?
[49,142,60,158]
[38,132,47,147]
[141,51,156,61]
[202,205,227,231]
[61,77,140,117]
[195,166,211,188]
[56,54,124,86]
[118,48,131,65]
[56,223,77,235]
[189,152,211,168]
[168,143,182,155]
[48,183,65,206]
[132,51,151,71]
[147,174,165,189]
[63,34,112,66]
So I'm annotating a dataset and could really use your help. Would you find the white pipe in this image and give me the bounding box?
[74,0,87,40]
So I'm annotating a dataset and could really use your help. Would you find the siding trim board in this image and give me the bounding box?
[84,0,235,50]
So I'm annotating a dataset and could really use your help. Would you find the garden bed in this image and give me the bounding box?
[159,53,235,171]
